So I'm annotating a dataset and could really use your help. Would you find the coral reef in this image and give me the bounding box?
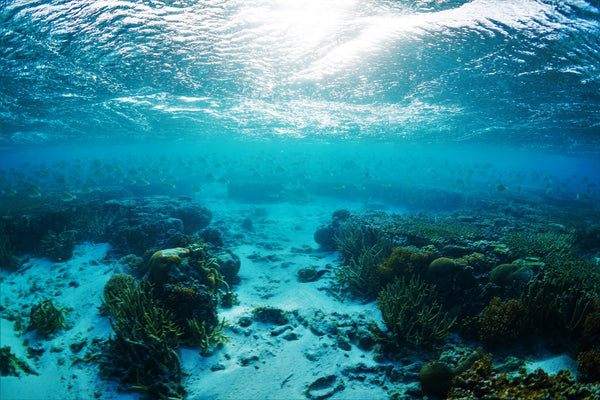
[40,229,77,262]
[28,299,65,336]
[159,281,222,349]
[377,276,456,349]
[577,347,600,383]
[102,280,184,400]
[479,297,529,347]
[521,273,599,341]
[449,359,600,399]
[377,246,437,283]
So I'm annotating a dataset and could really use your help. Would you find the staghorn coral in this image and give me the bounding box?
[333,220,390,265]
[102,280,184,400]
[377,276,456,349]
[186,318,229,354]
[479,297,529,347]
[40,229,77,262]
[103,273,136,309]
[335,244,388,299]
[159,281,226,351]
[28,299,65,336]
[521,273,599,341]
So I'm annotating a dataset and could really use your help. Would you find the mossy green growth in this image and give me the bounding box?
[28,299,65,336]
[377,276,456,349]
[0,346,37,376]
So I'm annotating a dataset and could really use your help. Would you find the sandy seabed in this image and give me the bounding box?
[0,195,576,400]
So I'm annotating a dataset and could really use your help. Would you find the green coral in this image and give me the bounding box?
[489,263,532,287]
[147,247,189,287]
[335,244,387,299]
[28,299,65,336]
[103,280,184,400]
[334,220,390,264]
[522,273,599,340]
[377,276,456,349]
[103,273,136,308]
[186,318,229,354]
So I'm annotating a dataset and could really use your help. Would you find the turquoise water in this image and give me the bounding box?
[1,0,600,204]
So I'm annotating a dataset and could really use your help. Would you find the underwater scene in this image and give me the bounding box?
[1,0,600,399]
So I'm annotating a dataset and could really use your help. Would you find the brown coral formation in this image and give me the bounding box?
[479,297,529,347]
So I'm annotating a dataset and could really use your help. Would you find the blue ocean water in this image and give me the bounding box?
[1,0,599,147]
[1,0,600,204]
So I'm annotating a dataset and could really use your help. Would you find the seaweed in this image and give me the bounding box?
[28,299,65,336]
[0,346,37,376]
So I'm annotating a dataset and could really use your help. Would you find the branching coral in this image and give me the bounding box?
[103,280,184,400]
[28,299,65,336]
[521,273,599,341]
[186,318,229,354]
[335,244,387,299]
[377,276,456,349]
[333,220,390,264]
[159,281,226,350]
[40,229,77,262]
